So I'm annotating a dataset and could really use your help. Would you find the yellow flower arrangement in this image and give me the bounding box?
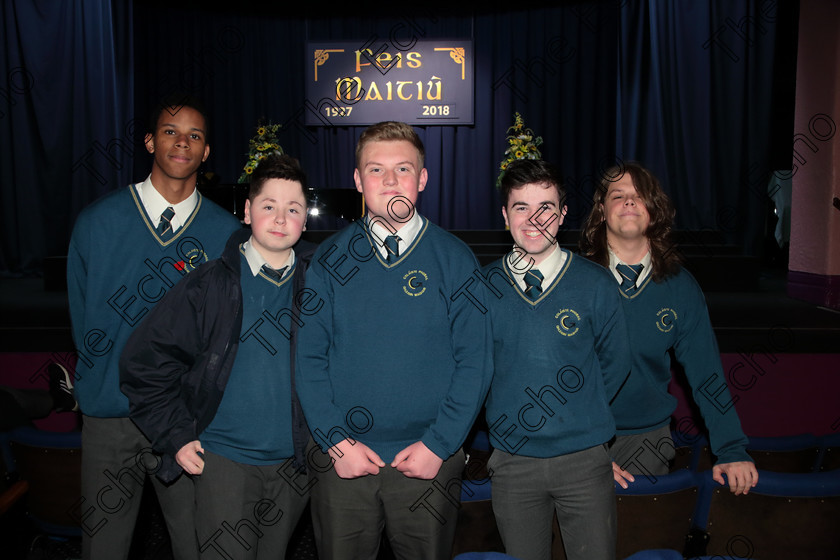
[496,112,543,188]
[238,122,284,183]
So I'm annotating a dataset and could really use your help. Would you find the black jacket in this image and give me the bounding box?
[119,227,318,483]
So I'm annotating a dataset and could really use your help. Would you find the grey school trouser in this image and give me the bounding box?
[488,444,616,560]
[307,440,466,560]
[194,450,310,560]
[609,424,675,478]
[80,415,197,560]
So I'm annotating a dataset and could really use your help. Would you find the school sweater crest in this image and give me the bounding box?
[609,267,751,464]
[295,216,493,463]
[482,250,631,458]
[67,185,241,417]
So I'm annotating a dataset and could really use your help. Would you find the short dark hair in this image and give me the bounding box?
[499,159,566,209]
[579,161,681,281]
[355,121,425,168]
[249,153,309,205]
[147,92,210,139]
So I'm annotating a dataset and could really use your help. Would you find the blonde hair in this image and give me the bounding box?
[355,121,425,168]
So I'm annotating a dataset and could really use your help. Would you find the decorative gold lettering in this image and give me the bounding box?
[335,77,364,102]
[426,76,442,100]
[396,81,414,101]
[376,52,403,70]
[355,50,373,73]
[365,81,383,101]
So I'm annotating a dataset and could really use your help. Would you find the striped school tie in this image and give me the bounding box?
[524,268,544,300]
[156,206,176,240]
[616,263,644,295]
[261,265,288,282]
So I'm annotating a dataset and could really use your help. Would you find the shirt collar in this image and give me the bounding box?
[608,247,652,286]
[242,237,295,278]
[507,244,567,290]
[368,211,423,258]
[136,174,198,232]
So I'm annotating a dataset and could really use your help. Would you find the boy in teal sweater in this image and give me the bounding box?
[482,159,631,560]
[579,161,757,495]
[67,93,240,560]
[120,154,316,559]
[296,121,493,560]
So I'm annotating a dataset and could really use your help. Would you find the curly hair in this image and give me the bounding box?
[579,161,681,282]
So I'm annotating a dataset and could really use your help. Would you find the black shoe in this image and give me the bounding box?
[48,363,79,413]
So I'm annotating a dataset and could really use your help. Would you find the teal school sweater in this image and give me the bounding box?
[482,250,631,458]
[609,267,751,464]
[201,254,296,464]
[295,216,493,463]
[67,185,240,417]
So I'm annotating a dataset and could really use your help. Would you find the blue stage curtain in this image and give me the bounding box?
[0,1,796,274]
[129,3,620,232]
[616,0,796,253]
[0,0,134,275]
[127,1,798,247]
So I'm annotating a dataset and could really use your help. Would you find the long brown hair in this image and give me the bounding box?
[579,161,681,282]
